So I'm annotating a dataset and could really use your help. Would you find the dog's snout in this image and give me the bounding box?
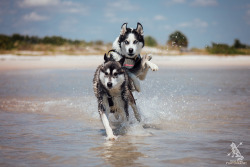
[107,82,112,88]
[129,48,133,53]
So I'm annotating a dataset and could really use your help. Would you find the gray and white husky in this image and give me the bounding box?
[93,54,141,140]
[111,22,159,92]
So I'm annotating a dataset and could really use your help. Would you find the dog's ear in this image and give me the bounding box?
[120,23,127,35]
[136,22,143,36]
[118,56,125,66]
[104,53,109,63]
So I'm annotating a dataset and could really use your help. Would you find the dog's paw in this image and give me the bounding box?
[151,64,159,71]
[146,61,159,71]
[106,135,118,141]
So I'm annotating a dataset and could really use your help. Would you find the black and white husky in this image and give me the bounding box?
[111,22,159,92]
[93,54,141,140]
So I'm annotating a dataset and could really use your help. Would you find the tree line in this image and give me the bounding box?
[0,33,249,55]
[206,39,250,54]
[0,34,104,50]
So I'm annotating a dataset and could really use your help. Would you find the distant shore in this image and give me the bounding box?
[1,54,250,72]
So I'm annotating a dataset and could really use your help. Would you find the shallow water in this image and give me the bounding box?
[0,66,250,167]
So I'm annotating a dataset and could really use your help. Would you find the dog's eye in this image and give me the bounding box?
[113,73,117,77]
[105,72,108,75]
[124,40,129,45]
[133,40,138,44]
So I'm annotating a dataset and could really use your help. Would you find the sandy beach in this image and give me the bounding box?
[1,54,250,71]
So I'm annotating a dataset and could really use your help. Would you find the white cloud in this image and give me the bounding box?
[59,17,79,33]
[165,0,186,6]
[104,0,136,23]
[104,12,129,23]
[172,0,186,4]
[191,0,218,7]
[154,15,167,21]
[23,12,48,21]
[107,0,139,11]
[178,19,208,28]
[19,0,59,7]
[19,0,88,14]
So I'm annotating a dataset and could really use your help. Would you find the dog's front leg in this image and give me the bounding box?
[138,54,158,80]
[98,98,117,140]
[144,54,159,71]
[131,103,141,122]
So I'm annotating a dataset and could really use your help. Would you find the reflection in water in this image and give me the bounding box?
[92,138,146,167]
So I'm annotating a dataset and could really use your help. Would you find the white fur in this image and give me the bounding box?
[106,69,110,74]
[111,51,122,61]
[112,37,120,54]
[100,112,117,140]
[146,61,159,71]
[120,34,143,59]
[112,23,159,93]
[120,23,127,35]
[127,72,141,92]
[101,93,127,140]
[100,71,125,90]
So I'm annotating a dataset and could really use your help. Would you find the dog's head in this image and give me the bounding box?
[118,22,144,59]
[100,53,126,90]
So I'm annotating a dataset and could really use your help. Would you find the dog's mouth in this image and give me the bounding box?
[128,53,134,56]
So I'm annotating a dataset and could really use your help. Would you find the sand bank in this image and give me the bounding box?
[0,54,250,71]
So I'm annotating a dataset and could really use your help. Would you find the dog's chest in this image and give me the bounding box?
[123,59,135,69]
[104,94,124,111]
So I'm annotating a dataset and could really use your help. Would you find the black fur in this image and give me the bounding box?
[100,60,125,76]
[127,55,142,75]
[118,23,144,48]
[93,58,130,120]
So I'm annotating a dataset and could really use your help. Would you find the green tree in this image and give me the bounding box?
[233,39,246,49]
[167,31,188,48]
[0,34,14,50]
[144,36,158,47]
[42,36,67,45]
[206,42,243,54]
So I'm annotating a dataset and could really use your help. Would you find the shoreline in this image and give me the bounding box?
[1,54,250,72]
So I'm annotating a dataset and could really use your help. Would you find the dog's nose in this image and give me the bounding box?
[129,48,133,53]
[107,82,112,88]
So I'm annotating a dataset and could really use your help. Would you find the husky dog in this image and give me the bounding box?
[111,22,159,92]
[93,53,141,140]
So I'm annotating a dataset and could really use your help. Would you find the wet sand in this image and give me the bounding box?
[0,55,250,167]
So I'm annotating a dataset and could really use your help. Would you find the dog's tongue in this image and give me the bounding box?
[123,59,135,69]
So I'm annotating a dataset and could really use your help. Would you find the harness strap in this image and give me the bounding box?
[108,96,114,107]
[106,92,114,107]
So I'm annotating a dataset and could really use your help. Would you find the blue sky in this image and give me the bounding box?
[0,0,250,48]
